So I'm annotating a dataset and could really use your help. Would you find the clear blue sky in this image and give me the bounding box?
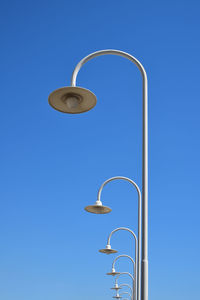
[0,0,200,299]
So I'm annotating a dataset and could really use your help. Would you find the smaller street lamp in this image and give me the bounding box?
[111,283,122,291]
[107,254,135,276]
[113,293,122,299]
[111,283,132,292]
[114,272,134,300]
[111,283,133,300]
[99,243,118,254]
[107,269,121,276]
[85,176,141,300]
[98,227,137,300]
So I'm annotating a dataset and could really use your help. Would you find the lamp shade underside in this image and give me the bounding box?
[48,86,97,114]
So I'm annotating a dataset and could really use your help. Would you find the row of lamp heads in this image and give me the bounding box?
[84,193,134,300]
[48,86,134,300]
[47,57,136,300]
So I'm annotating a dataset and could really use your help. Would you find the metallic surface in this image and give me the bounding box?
[115,272,134,282]
[48,86,97,113]
[119,284,133,293]
[112,254,135,271]
[84,204,111,214]
[106,227,137,300]
[96,175,141,300]
[70,49,148,300]
[107,271,121,276]
[111,287,122,291]
[120,292,132,299]
[99,248,117,254]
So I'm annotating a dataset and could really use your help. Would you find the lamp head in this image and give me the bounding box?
[107,268,120,276]
[111,283,122,291]
[99,244,118,254]
[48,86,97,114]
[113,295,122,299]
[84,200,111,214]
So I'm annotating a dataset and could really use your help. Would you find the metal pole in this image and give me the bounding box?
[71,49,148,300]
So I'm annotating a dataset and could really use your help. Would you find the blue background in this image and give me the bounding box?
[0,0,200,299]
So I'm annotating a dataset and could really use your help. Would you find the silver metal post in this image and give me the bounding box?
[71,49,148,300]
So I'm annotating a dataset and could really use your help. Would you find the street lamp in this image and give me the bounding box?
[113,294,122,299]
[48,49,148,300]
[107,254,135,276]
[99,227,137,300]
[111,283,133,293]
[113,275,134,300]
[84,175,141,300]
[113,288,133,300]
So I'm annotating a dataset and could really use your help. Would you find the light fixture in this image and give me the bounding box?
[84,200,111,214]
[113,293,122,299]
[111,283,122,291]
[99,244,117,254]
[106,268,120,276]
[48,86,97,114]
[48,49,149,300]
[111,255,135,278]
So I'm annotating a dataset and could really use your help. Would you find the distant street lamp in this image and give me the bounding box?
[99,227,137,300]
[48,49,148,300]
[111,283,133,293]
[107,254,135,276]
[85,175,141,300]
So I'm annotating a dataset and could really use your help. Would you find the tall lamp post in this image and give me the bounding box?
[48,49,148,300]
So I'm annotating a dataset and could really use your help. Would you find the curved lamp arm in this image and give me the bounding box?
[115,272,134,282]
[70,49,147,86]
[119,284,133,292]
[120,292,132,298]
[70,49,148,300]
[112,254,135,272]
[115,271,134,299]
